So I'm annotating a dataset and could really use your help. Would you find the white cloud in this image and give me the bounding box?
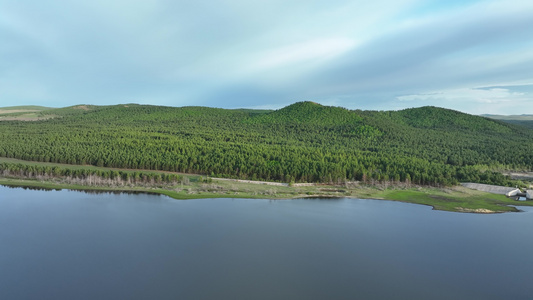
[251,38,357,72]
[1,0,533,113]
[395,86,532,114]
[397,88,523,103]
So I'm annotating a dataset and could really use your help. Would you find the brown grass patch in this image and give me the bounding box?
[0,109,39,114]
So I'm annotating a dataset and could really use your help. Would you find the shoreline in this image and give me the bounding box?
[1,176,530,214]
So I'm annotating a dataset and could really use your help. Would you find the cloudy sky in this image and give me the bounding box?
[1,0,533,114]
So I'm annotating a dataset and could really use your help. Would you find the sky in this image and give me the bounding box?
[1,0,533,115]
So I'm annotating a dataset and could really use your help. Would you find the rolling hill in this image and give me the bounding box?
[0,102,531,186]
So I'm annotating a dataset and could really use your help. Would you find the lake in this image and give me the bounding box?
[1,185,532,300]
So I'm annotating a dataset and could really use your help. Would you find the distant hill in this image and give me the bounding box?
[0,105,55,121]
[482,114,533,130]
[0,105,52,111]
[0,104,103,121]
[482,114,533,121]
[0,102,531,186]
[396,106,513,133]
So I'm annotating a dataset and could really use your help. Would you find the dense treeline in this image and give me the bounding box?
[0,162,183,186]
[0,102,531,187]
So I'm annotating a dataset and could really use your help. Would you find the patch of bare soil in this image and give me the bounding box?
[73,105,90,111]
[455,207,498,214]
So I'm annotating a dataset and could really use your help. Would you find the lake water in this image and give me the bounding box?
[1,186,532,300]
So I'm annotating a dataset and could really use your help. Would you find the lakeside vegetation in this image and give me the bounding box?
[1,157,531,213]
[1,172,529,213]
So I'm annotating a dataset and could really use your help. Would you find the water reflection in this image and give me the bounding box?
[0,184,160,196]
[2,185,59,192]
[299,196,344,201]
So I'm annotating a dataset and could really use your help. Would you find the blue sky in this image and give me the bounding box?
[1,0,532,114]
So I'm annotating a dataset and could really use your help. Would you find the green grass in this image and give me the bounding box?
[378,188,530,212]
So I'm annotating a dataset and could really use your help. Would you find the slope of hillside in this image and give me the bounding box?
[395,106,515,133]
[501,120,533,129]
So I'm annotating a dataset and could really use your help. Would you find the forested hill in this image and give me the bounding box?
[246,101,362,125]
[0,102,532,186]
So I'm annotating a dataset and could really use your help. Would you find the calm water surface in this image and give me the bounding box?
[1,186,532,300]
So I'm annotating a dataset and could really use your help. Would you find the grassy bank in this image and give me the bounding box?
[1,174,531,213]
[378,188,529,213]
